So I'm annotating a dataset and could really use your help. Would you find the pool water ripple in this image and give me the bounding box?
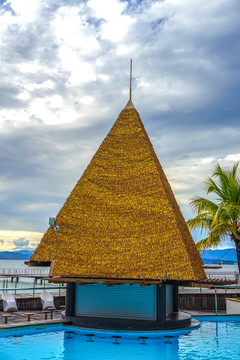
[0,319,240,360]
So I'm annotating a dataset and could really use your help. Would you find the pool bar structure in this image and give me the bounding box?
[65,283,192,330]
[27,68,208,331]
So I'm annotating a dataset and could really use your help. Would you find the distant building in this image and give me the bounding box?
[28,93,206,330]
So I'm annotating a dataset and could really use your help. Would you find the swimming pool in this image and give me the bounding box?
[0,317,240,360]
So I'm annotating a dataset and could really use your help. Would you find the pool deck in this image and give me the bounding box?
[185,310,225,316]
[0,309,228,330]
[1,288,238,330]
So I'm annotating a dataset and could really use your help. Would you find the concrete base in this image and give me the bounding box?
[67,311,192,331]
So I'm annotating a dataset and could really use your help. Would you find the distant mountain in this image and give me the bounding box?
[200,248,237,264]
[0,248,237,263]
[0,250,34,260]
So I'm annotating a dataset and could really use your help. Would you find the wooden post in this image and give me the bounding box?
[49,260,55,277]
[15,279,17,295]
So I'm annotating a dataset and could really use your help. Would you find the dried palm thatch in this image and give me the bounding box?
[30,106,206,282]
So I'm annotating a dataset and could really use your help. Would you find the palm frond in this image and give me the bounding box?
[204,176,223,198]
[208,222,230,244]
[190,162,240,252]
[196,237,214,251]
[232,162,239,179]
[189,196,218,215]
[221,204,240,223]
[211,162,240,203]
[196,222,229,250]
[187,213,213,233]
[212,204,223,227]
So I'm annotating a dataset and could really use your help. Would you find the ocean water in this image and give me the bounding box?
[0,259,49,273]
[0,261,238,275]
[204,264,239,282]
[0,260,30,268]
[0,261,238,294]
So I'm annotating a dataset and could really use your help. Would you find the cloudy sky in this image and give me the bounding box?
[0,0,239,252]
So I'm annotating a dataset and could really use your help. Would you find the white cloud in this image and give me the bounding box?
[80,96,94,105]
[200,157,216,165]
[18,62,42,74]
[0,231,43,251]
[51,5,99,53]
[13,237,30,248]
[88,0,126,21]
[101,15,135,42]
[116,44,135,55]
[17,91,30,101]
[7,0,40,23]
[88,0,135,42]
[220,153,240,163]
[28,97,83,125]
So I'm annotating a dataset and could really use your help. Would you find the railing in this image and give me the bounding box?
[0,268,65,296]
[0,284,67,297]
[0,268,49,276]
[206,270,239,282]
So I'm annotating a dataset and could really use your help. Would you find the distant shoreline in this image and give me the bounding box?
[0,248,237,262]
[0,250,33,260]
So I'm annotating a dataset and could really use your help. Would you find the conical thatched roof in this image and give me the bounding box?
[30,105,206,282]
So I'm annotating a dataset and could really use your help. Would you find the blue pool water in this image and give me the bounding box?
[0,317,240,360]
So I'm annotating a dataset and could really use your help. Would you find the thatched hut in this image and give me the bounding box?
[28,98,206,330]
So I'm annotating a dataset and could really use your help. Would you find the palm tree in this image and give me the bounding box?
[187,162,240,272]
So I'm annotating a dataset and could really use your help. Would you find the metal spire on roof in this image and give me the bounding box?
[130,58,132,101]
[124,59,135,109]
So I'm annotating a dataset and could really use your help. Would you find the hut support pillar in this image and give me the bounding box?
[173,285,179,312]
[156,284,166,327]
[66,283,75,317]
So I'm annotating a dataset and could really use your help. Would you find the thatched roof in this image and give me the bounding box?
[30,105,206,283]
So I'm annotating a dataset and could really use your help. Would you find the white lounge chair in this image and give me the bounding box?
[2,292,18,312]
[41,291,55,310]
